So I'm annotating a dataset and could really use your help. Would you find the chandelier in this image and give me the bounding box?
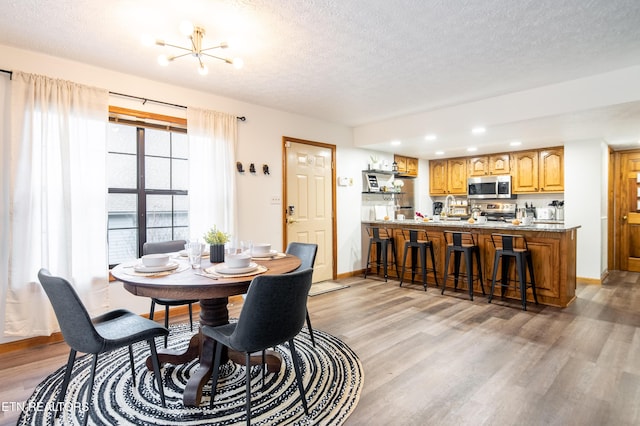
[153,21,243,75]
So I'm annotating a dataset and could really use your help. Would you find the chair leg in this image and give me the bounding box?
[489,252,501,303]
[364,239,373,278]
[442,248,451,295]
[428,244,438,287]
[164,306,170,348]
[289,339,309,415]
[149,300,156,320]
[527,253,539,305]
[516,256,527,311]
[453,251,461,291]
[245,352,252,426]
[306,309,316,347]
[420,245,427,291]
[83,354,99,426]
[188,303,194,331]
[465,249,474,301]
[148,339,166,407]
[209,341,223,408]
[128,345,136,386]
[475,249,485,295]
[400,242,410,286]
[56,349,77,418]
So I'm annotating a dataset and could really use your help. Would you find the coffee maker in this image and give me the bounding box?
[433,202,443,216]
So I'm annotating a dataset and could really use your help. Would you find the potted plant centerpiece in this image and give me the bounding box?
[204,226,230,263]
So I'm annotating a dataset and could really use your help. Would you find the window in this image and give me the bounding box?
[107,121,189,266]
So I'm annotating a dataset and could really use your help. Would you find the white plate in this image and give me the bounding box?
[134,261,180,273]
[247,249,278,258]
[214,262,259,275]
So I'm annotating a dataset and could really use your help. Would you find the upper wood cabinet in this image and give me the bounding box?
[429,159,448,195]
[429,147,563,195]
[447,158,467,195]
[539,148,564,192]
[512,151,539,193]
[394,154,418,177]
[513,148,564,193]
[468,154,511,176]
[406,157,418,176]
[467,157,489,176]
[489,154,511,175]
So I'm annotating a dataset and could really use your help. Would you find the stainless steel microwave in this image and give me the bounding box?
[467,175,514,199]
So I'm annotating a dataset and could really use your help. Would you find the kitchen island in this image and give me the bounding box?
[362,219,580,308]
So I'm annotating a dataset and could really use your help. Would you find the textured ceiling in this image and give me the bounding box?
[1,0,640,156]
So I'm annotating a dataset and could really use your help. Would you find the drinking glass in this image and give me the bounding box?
[185,242,204,269]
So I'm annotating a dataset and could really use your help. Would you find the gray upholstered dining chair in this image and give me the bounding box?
[203,268,313,425]
[143,239,198,347]
[38,268,168,426]
[285,242,318,346]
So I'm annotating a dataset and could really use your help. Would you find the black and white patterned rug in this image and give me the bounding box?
[18,322,363,425]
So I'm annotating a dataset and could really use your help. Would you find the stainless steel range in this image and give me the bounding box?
[472,202,516,222]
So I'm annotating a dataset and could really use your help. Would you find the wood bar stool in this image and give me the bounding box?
[488,233,539,310]
[399,229,438,291]
[441,231,485,301]
[364,227,399,282]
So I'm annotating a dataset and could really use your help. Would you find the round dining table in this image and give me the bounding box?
[111,253,301,406]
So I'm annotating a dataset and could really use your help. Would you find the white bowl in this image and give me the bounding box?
[225,253,251,268]
[141,253,170,267]
[251,243,271,255]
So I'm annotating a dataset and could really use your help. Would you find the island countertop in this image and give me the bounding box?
[361,219,580,308]
[363,218,580,233]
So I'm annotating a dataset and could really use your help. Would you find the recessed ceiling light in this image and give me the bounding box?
[510,140,522,146]
[471,127,486,135]
[435,150,445,155]
[391,140,401,146]
[425,134,437,141]
[467,147,477,152]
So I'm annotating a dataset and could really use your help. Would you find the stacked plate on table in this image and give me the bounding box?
[214,253,259,275]
[134,254,180,273]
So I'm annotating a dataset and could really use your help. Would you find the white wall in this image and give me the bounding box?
[564,139,608,280]
[0,44,381,342]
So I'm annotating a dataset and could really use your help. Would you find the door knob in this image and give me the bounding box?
[623,215,628,220]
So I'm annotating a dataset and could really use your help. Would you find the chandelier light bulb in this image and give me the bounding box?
[198,64,209,75]
[179,20,194,36]
[232,57,244,69]
[157,54,170,66]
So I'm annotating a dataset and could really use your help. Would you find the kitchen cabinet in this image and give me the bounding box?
[489,154,511,175]
[447,158,467,194]
[429,159,448,195]
[467,157,489,176]
[513,147,564,193]
[539,148,564,192]
[513,150,539,192]
[394,154,418,177]
[468,154,511,176]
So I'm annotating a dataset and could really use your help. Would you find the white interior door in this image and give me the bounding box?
[285,139,335,282]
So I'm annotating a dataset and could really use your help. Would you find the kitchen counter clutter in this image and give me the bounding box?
[362,219,580,308]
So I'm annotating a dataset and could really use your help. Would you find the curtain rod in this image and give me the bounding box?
[0,68,12,77]
[110,91,246,121]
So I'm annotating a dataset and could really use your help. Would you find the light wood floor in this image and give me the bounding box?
[2,271,640,425]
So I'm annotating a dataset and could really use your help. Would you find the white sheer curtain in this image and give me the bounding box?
[186,108,238,244]
[1,71,109,337]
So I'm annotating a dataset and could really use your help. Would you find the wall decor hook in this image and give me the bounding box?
[236,162,245,173]
[263,164,270,175]
[249,163,256,174]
